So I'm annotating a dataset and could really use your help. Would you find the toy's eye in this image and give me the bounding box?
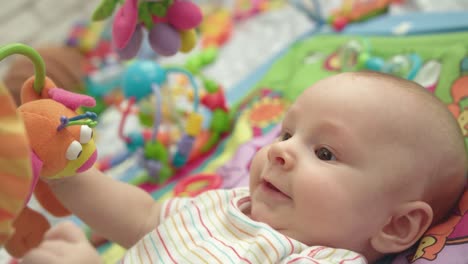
[80,125,93,144]
[66,140,83,160]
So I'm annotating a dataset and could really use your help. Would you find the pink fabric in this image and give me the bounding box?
[27,152,43,203]
[112,0,138,49]
[48,88,96,110]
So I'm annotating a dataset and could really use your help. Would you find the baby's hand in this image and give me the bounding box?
[20,222,102,264]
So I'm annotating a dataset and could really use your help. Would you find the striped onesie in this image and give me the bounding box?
[122,188,367,263]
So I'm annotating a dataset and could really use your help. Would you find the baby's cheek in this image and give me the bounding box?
[297,176,351,210]
[251,148,268,171]
[249,148,268,184]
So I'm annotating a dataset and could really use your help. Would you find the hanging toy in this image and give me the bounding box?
[0,44,98,258]
[118,60,202,183]
[98,50,231,177]
[92,0,203,59]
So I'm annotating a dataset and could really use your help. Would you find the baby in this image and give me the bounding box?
[20,71,467,264]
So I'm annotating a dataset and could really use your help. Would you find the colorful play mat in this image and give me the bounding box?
[2,7,468,264]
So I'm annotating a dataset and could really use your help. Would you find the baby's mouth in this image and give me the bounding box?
[77,150,98,173]
[265,181,280,192]
[262,180,291,199]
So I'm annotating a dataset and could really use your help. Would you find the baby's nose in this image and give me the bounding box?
[275,157,285,165]
[268,145,295,170]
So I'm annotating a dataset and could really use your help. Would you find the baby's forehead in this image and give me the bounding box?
[303,73,432,106]
[294,76,435,136]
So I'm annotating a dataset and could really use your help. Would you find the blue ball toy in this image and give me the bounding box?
[122,60,167,101]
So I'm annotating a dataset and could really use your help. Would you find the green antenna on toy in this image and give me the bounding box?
[0,43,46,93]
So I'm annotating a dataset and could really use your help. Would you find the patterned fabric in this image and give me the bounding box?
[0,82,32,245]
[390,189,468,264]
[121,188,366,264]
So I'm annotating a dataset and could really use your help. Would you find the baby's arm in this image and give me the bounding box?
[48,167,162,248]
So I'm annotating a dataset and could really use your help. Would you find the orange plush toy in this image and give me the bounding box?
[0,44,98,258]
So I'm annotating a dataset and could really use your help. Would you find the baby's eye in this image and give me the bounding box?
[66,140,83,160]
[80,125,93,144]
[315,147,336,161]
[281,132,292,141]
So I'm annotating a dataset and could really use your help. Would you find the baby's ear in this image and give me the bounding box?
[370,201,433,254]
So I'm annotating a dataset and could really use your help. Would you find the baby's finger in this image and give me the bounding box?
[35,239,71,257]
[20,248,59,264]
[43,221,87,243]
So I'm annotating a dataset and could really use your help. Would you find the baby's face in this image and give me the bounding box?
[248,75,418,252]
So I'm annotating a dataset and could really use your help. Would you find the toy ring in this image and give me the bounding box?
[174,173,222,197]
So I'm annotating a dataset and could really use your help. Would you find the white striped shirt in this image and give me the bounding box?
[122,188,367,263]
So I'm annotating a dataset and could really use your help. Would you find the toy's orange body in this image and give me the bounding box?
[4,207,50,258]
[0,76,98,258]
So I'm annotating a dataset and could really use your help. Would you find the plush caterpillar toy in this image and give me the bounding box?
[0,44,98,258]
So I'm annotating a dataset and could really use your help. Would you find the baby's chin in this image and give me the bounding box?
[248,201,314,245]
[248,201,284,230]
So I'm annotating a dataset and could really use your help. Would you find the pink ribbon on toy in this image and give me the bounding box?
[48,88,96,111]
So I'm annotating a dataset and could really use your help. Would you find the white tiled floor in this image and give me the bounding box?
[1,0,100,44]
[0,0,100,77]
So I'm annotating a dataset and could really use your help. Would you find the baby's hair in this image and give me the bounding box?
[353,70,467,224]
